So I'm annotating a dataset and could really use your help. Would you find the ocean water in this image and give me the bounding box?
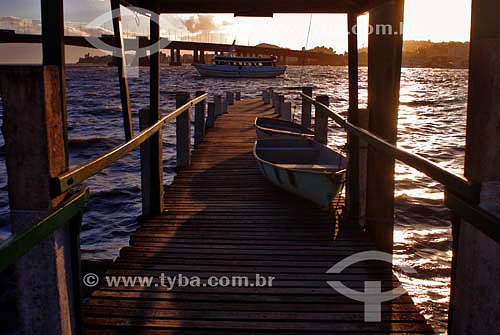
[0,65,467,333]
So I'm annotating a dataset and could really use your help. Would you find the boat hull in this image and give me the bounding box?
[253,139,346,209]
[193,64,287,78]
[255,117,315,140]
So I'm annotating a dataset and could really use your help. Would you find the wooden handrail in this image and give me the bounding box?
[0,186,90,272]
[300,92,479,203]
[51,93,208,195]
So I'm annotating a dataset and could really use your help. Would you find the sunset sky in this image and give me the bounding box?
[0,0,472,63]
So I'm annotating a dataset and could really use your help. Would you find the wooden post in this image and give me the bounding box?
[0,65,76,334]
[176,92,191,169]
[268,88,274,106]
[278,95,285,117]
[194,90,206,147]
[41,0,67,166]
[226,91,234,105]
[262,90,269,104]
[235,91,241,100]
[347,12,361,223]
[281,101,292,121]
[214,94,222,116]
[448,0,500,332]
[222,98,228,114]
[301,86,313,128]
[365,1,404,254]
[139,109,163,217]
[314,95,329,145]
[139,8,163,217]
[206,102,215,129]
[110,0,133,141]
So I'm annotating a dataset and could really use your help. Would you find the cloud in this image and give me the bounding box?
[180,15,229,34]
[0,16,112,37]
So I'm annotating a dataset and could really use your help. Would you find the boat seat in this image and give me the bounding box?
[257,147,318,151]
[278,164,342,170]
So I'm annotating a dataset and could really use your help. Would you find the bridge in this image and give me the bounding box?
[0,30,343,65]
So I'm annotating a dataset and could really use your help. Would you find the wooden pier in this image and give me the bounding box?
[82,99,433,334]
[1,0,500,334]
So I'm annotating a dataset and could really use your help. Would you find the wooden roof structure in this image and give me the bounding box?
[121,0,391,14]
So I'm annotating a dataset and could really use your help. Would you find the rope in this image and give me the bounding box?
[299,14,313,83]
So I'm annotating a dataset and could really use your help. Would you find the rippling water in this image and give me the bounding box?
[0,65,467,334]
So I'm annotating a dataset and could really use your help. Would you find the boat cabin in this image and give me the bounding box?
[213,56,276,67]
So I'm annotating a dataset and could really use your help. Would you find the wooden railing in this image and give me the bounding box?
[289,90,499,244]
[52,93,208,195]
[0,186,89,271]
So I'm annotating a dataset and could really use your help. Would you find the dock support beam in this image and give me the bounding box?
[301,87,313,128]
[448,0,500,332]
[365,0,404,254]
[176,92,191,169]
[110,0,133,141]
[139,8,164,217]
[314,95,329,145]
[194,90,206,147]
[0,65,77,335]
[347,12,361,223]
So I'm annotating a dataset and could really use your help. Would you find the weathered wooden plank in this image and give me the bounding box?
[83,98,432,334]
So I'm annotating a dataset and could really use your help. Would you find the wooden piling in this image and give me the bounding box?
[347,12,361,223]
[226,91,234,105]
[206,102,215,129]
[176,92,191,169]
[0,65,76,335]
[278,95,285,117]
[262,90,270,104]
[214,94,222,116]
[314,95,329,145]
[110,0,133,141]
[194,90,206,147]
[235,91,241,100]
[365,1,404,254]
[448,0,500,332]
[281,101,292,121]
[301,87,313,128]
[140,9,164,216]
[139,109,163,217]
[222,98,228,114]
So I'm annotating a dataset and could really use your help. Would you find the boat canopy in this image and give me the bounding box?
[213,56,276,66]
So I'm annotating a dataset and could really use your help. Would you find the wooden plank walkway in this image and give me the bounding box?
[83,99,434,334]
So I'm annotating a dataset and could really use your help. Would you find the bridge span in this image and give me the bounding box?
[0,30,344,65]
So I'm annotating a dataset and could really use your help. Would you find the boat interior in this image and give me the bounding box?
[256,139,346,171]
[256,117,314,134]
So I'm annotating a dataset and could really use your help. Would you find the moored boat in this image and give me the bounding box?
[253,138,347,208]
[255,117,314,140]
[193,56,286,78]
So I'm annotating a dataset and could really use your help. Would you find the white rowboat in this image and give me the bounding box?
[253,138,347,209]
[255,117,314,140]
